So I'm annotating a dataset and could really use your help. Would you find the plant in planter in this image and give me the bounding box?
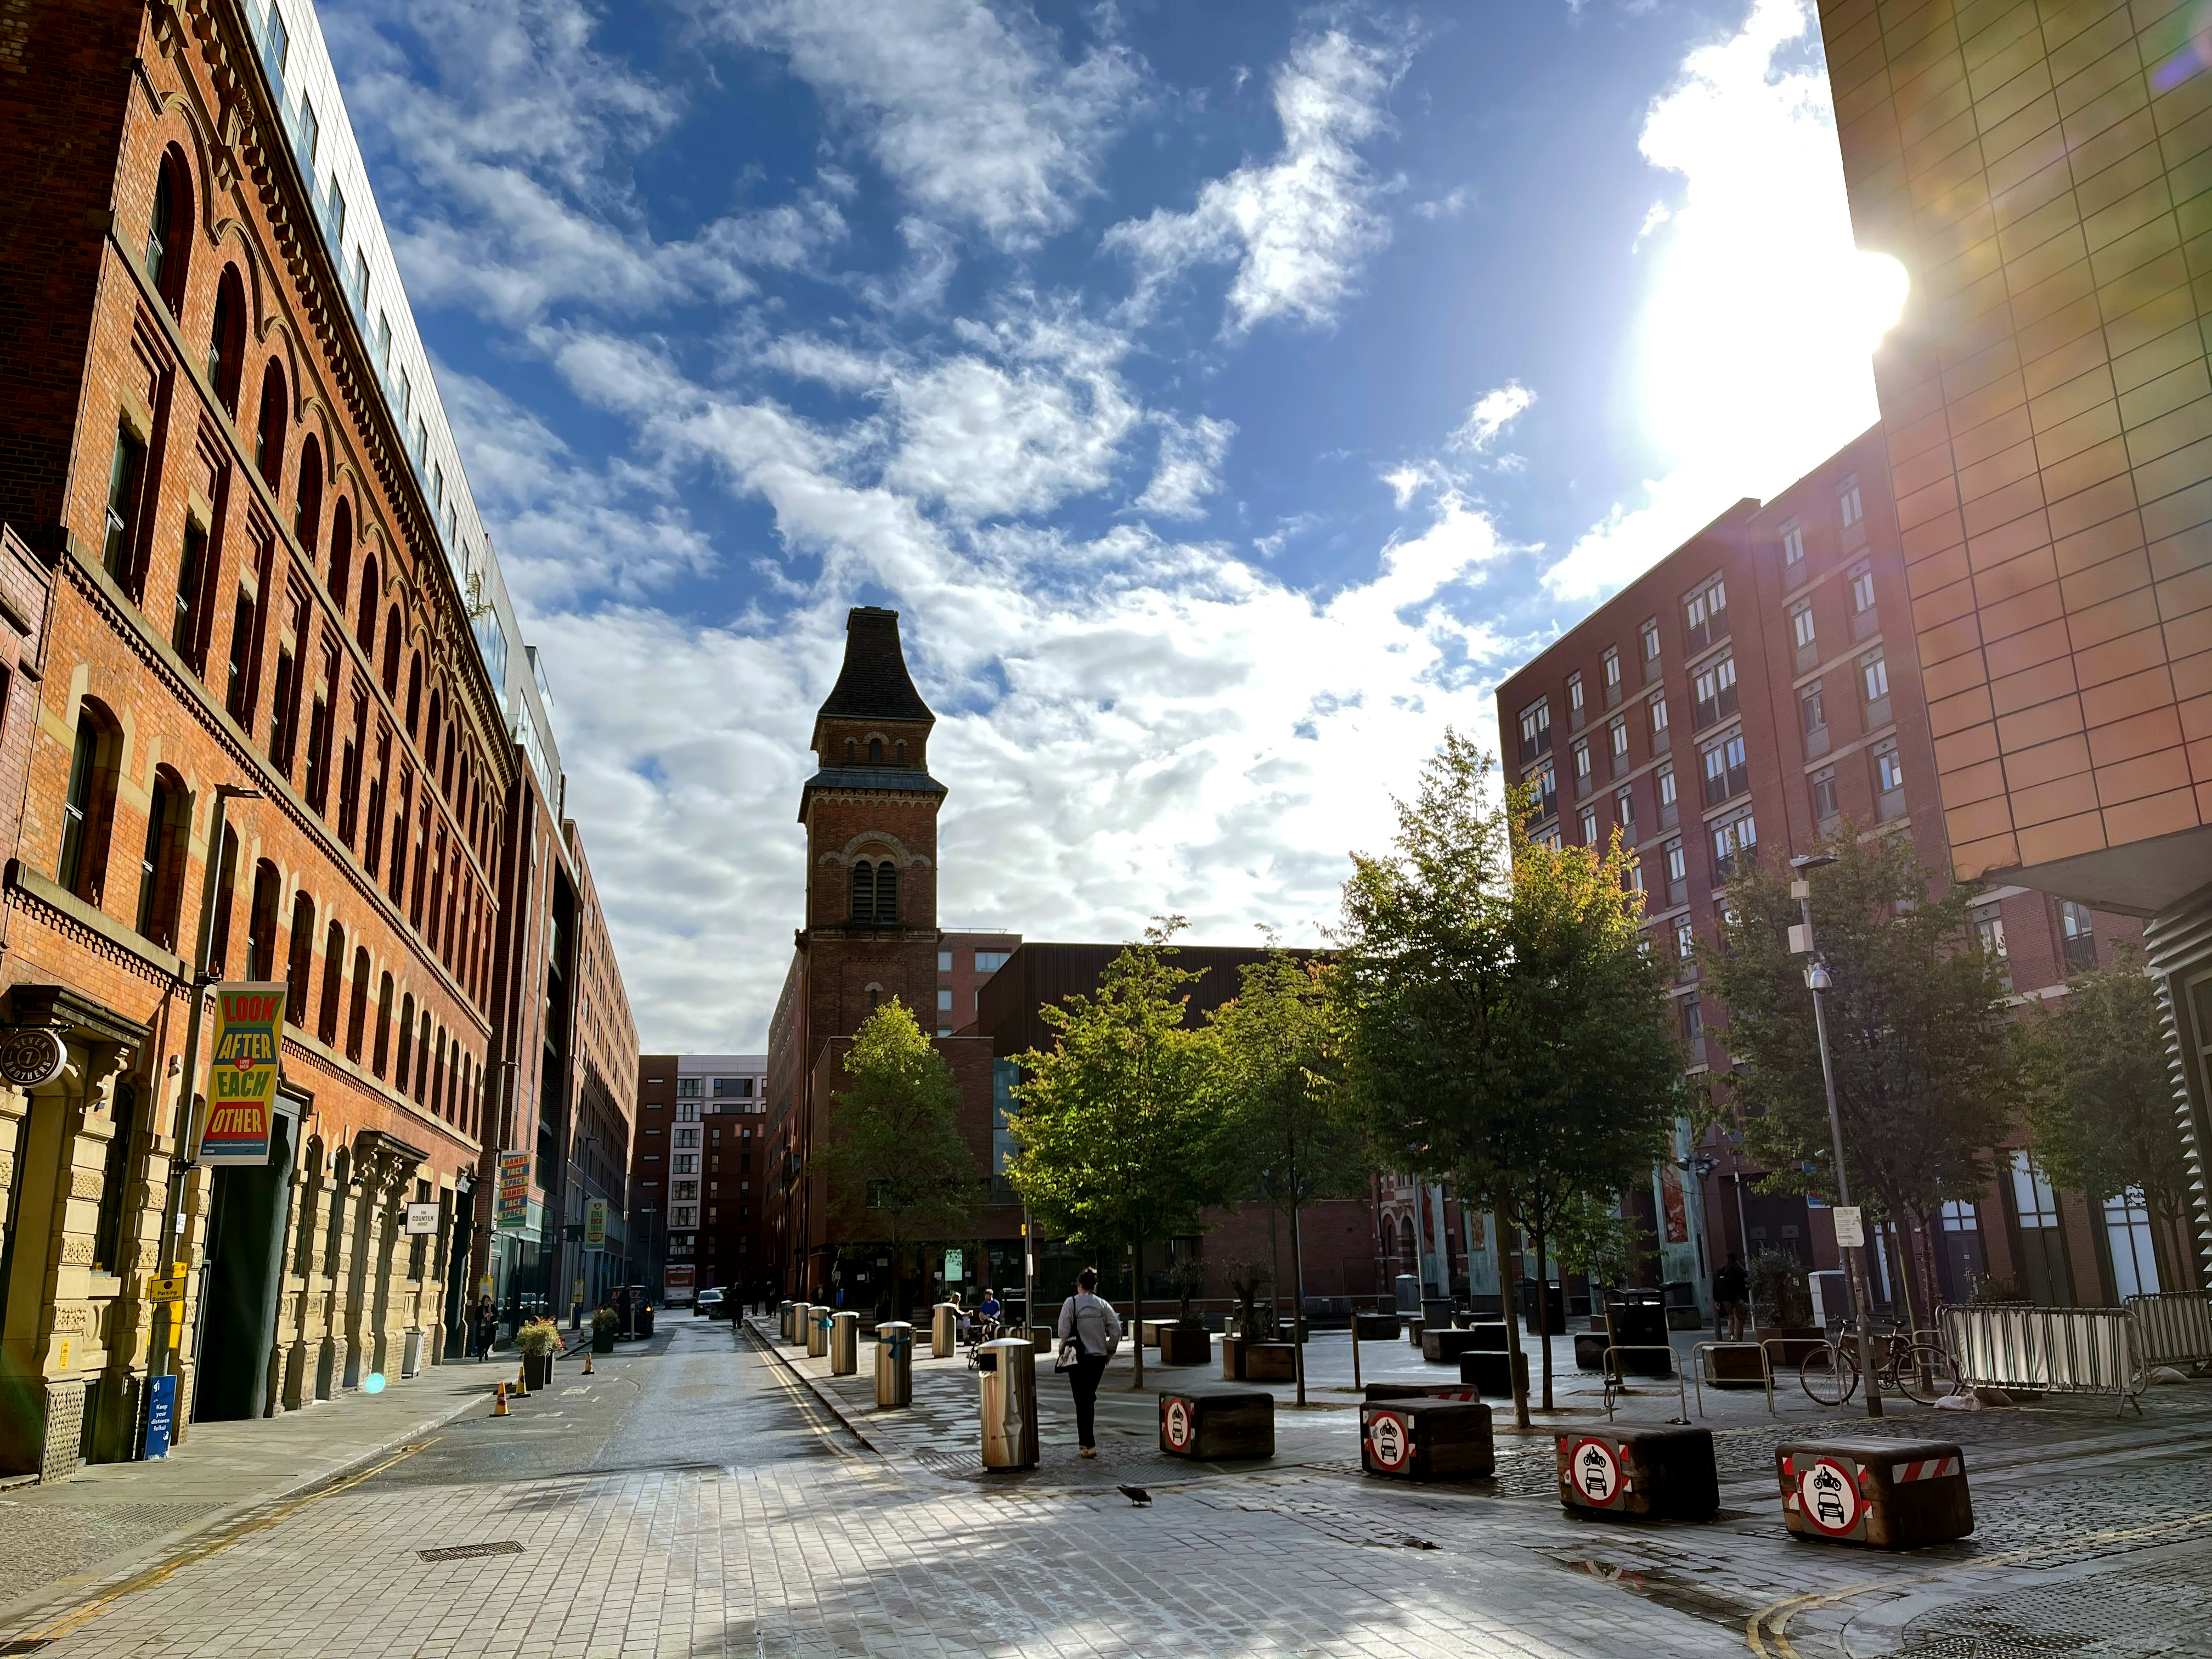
[1746,1246,1821,1362]
[1223,1259,1272,1340]
[590,1307,619,1353]
[1168,1254,1207,1328]
[516,1317,562,1387]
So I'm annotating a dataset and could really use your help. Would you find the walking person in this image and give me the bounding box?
[1056,1268,1122,1459]
[472,1295,495,1362]
[1713,1251,1749,1342]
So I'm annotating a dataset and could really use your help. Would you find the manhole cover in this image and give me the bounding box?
[1898,1562,2212,1658]
[416,1541,525,1562]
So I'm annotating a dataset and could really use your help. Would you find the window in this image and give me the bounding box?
[245,861,281,981]
[937,949,953,971]
[938,987,954,1012]
[1790,601,1816,656]
[256,360,287,488]
[268,650,297,771]
[2104,1187,2160,1299]
[676,1100,701,1122]
[285,892,314,1025]
[675,1127,701,1148]
[713,1076,753,1098]
[1664,837,1686,890]
[1650,695,1669,738]
[1656,763,1678,827]
[208,267,245,412]
[1615,786,1635,831]
[1602,647,1622,703]
[1517,699,1552,760]
[173,521,208,663]
[58,706,117,903]
[1674,919,1696,975]
[2060,900,2097,972]
[1701,733,1748,805]
[850,857,899,924]
[346,945,369,1060]
[1711,811,1756,879]
[1973,901,2007,961]
[303,696,331,813]
[146,151,190,314]
[1692,654,1737,729]
[317,918,343,1044]
[1861,649,1889,708]
[1683,575,1728,651]
[975,950,1011,973]
[1580,805,1598,845]
[136,770,188,949]
[1801,680,1827,742]
[1849,561,1877,637]
[1536,763,1557,817]
[1609,718,1628,758]
[1567,673,1584,724]
[1572,739,1591,783]
[1640,620,1661,678]
[103,425,147,585]
[1811,765,1838,822]
[1681,993,1704,1045]
[226,586,259,727]
[1837,473,1863,528]
[1874,739,1905,819]
[294,436,323,556]
[1780,518,1804,566]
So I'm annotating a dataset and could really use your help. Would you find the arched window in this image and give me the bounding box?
[208,266,245,413]
[874,860,898,925]
[424,692,441,776]
[255,359,286,488]
[346,945,370,1060]
[206,821,239,977]
[895,741,906,764]
[374,972,394,1076]
[245,860,280,981]
[381,608,402,697]
[394,992,415,1086]
[284,890,314,1024]
[404,653,421,735]
[1396,1216,1415,1271]
[849,859,874,923]
[414,1011,431,1102]
[294,435,323,556]
[329,498,353,610]
[356,556,377,654]
[317,918,344,1043]
[867,984,881,1011]
[57,702,121,905]
[134,767,190,949]
[844,738,854,761]
[433,1028,448,1120]
[146,149,191,315]
[868,737,882,763]
[325,1147,349,1274]
[440,723,456,799]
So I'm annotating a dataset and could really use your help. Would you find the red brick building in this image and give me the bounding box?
[1497,427,2158,1315]
[630,1054,765,1302]
[0,0,632,1481]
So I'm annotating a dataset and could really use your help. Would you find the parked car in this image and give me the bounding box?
[696,1288,729,1320]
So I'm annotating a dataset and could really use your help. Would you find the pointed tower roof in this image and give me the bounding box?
[815,607,934,729]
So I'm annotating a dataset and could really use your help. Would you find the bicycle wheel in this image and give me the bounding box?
[1799,1341,1859,1406]
[1895,1343,1956,1405]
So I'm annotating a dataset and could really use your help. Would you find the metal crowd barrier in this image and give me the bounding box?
[1938,1302,2146,1416]
[1690,1341,1775,1417]
[1602,1345,1689,1424]
[2124,1291,2212,1370]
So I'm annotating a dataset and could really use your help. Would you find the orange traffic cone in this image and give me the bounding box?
[514,1364,529,1398]
[490,1383,509,1417]
[582,1351,594,1375]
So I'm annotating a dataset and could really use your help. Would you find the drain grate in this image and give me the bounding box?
[416,1541,525,1562]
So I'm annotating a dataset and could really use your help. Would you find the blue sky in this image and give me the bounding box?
[318,0,1903,1049]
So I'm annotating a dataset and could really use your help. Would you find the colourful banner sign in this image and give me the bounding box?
[584,1198,607,1251]
[495,1152,532,1232]
[198,983,286,1166]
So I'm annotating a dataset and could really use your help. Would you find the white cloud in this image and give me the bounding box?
[1105,26,1402,332]
[1543,0,1904,601]
[1412,185,1468,219]
[1449,381,1535,453]
[709,0,1138,249]
[1135,413,1235,518]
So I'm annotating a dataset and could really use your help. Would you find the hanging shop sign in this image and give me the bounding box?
[0,1026,66,1089]
[584,1198,607,1250]
[495,1151,532,1232]
[198,983,286,1166]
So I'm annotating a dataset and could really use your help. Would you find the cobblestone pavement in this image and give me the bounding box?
[2,1315,2207,1657]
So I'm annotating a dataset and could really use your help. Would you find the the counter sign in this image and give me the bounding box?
[199,984,286,1166]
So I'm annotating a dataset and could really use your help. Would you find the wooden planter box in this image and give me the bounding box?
[1222,1338,1296,1381]
[1159,1327,1212,1365]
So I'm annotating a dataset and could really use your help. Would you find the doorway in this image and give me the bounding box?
[192,1110,296,1421]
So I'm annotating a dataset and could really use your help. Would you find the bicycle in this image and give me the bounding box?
[1798,1322,1956,1407]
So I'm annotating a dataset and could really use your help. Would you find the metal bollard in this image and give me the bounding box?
[876,1322,914,1408]
[933,1302,960,1359]
[780,1301,796,1342]
[830,1311,859,1375]
[787,1302,810,1346]
[976,1337,1038,1469]
[809,1304,832,1358]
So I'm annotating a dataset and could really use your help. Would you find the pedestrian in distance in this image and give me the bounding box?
[1056,1268,1122,1459]
[472,1295,495,1362]
[977,1285,1003,1340]
[1713,1251,1749,1342]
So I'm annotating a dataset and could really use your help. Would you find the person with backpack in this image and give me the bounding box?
[1055,1268,1122,1458]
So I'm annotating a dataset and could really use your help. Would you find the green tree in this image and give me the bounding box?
[1006,919,1233,1388]
[2020,943,2197,1293]
[816,999,982,1316]
[1335,732,1684,1426]
[1705,826,2016,1334]
[1209,949,1372,1404]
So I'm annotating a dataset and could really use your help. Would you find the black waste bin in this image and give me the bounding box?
[1517,1279,1566,1333]
[1603,1291,1669,1376]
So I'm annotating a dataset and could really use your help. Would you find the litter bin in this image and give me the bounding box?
[787,1302,809,1346]
[932,1302,960,1359]
[830,1311,859,1375]
[778,1301,794,1341]
[976,1337,1039,1469]
[876,1321,914,1408]
[1393,1274,1422,1315]
[808,1305,832,1358]
[1603,1291,1671,1376]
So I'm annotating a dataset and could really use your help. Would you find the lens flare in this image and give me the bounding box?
[363,1372,387,1394]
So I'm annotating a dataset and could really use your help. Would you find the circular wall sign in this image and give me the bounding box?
[1567,1437,1623,1506]
[0,1028,66,1090]
[1163,1397,1193,1452]
[1798,1456,1862,1536]
[1365,1410,1413,1472]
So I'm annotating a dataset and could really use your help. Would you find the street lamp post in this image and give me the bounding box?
[1790,853,1883,1418]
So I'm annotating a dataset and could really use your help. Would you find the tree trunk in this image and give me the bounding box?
[1500,1203,1531,1431]
[1289,1163,1310,1408]
[1534,1228,1555,1410]
[1888,1218,1923,1339]
[1131,1234,1145,1390]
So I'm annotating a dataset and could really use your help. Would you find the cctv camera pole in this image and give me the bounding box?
[1791,857,1882,1418]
